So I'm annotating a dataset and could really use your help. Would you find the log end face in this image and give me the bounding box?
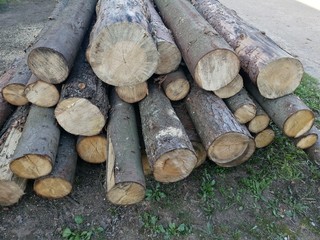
[0,181,25,206]
[155,42,181,75]
[164,78,190,101]
[25,81,60,107]
[115,82,148,103]
[248,115,270,133]
[234,104,257,124]
[284,110,314,138]
[255,129,275,149]
[296,134,318,150]
[34,177,72,199]
[76,135,108,163]
[107,182,146,205]
[2,84,29,106]
[213,74,243,99]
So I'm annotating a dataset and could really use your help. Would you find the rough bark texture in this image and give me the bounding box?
[139,81,197,182]
[86,0,159,86]
[213,74,243,99]
[106,90,145,205]
[115,82,148,103]
[154,0,239,91]
[185,82,254,165]
[193,0,304,99]
[294,126,318,150]
[10,105,60,179]
[305,127,320,166]
[224,88,256,124]
[34,131,77,199]
[254,128,275,149]
[28,0,97,84]
[247,99,270,134]
[147,0,181,74]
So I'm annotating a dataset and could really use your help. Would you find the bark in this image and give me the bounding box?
[139,81,197,182]
[294,126,318,150]
[33,131,77,199]
[185,82,254,165]
[86,0,159,87]
[28,0,97,84]
[254,128,275,149]
[224,88,257,124]
[115,82,148,103]
[305,127,320,166]
[247,99,270,134]
[154,0,239,91]
[192,0,304,99]
[10,105,60,179]
[213,74,243,99]
[147,0,181,74]
[106,89,145,205]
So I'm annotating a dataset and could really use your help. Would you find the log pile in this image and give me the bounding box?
[0,0,319,207]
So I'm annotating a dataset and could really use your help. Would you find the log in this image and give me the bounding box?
[76,134,108,164]
[160,68,190,101]
[294,126,318,150]
[24,74,60,107]
[115,82,148,103]
[106,89,145,205]
[147,0,181,74]
[305,127,320,166]
[28,0,97,84]
[254,128,275,149]
[185,82,254,165]
[213,74,243,99]
[224,88,256,124]
[141,149,152,176]
[86,0,159,87]
[154,0,240,91]
[139,81,197,182]
[193,0,304,99]
[10,105,60,179]
[33,131,77,199]
[247,99,270,134]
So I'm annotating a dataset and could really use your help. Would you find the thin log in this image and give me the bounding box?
[213,74,243,99]
[193,0,304,99]
[115,82,148,103]
[247,99,270,134]
[294,126,318,150]
[106,89,146,205]
[154,0,240,91]
[305,127,320,166]
[254,128,275,149]
[139,81,197,182]
[86,0,159,86]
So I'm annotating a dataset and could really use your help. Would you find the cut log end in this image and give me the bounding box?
[254,128,275,148]
[0,181,25,206]
[10,154,52,179]
[87,23,159,86]
[234,104,256,124]
[115,82,148,103]
[257,58,304,99]
[153,149,197,183]
[194,49,240,91]
[155,41,181,74]
[34,177,72,199]
[296,134,318,150]
[28,48,69,84]
[76,135,107,164]
[107,182,145,205]
[163,78,190,101]
[284,110,314,138]
[192,141,207,168]
[248,115,270,133]
[213,74,243,99]
[2,84,29,106]
[55,98,106,136]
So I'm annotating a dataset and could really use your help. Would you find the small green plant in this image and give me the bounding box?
[145,182,166,201]
[199,169,216,202]
[241,177,272,200]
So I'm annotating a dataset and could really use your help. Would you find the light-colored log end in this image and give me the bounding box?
[34,177,72,199]
[234,104,257,124]
[76,135,107,164]
[248,115,270,134]
[296,133,318,150]
[115,82,148,103]
[163,77,190,101]
[155,41,181,75]
[107,182,145,205]
[213,74,243,99]
[2,84,29,106]
[0,180,25,206]
[254,128,275,148]
[284,110,314,138]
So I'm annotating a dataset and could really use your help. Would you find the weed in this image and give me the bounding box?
[145,182,166,201]
[199,169,216,202]
[241,177,272,201]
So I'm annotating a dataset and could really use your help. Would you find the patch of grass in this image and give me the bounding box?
[145,182,166,202]
[241,176,273,201]
[199,169,216,202]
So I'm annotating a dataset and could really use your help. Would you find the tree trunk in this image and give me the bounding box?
[106,89,145,205]
[224,88,257,124]
[10,105,60,179]
[160,68,190,101]
[147,0,181,74]
[154,0,239,91]
[115,82,148,103]
[305,127,320,166]
[86,0,159,87]
[254,128,275,149]
[28,0,97,84]
[76,134,108,164]
[294,126,318,150]
[193,0,304,99]
[33,131,77,199]
[24,74,60,107]
[139,81,197,182]
[213,74,243,99]
[247,99,270,134]
[185,82,254,165]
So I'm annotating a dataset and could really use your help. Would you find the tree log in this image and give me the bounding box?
[185,82,254,165]
[147,0,181,74]
[86,0,159,87]
[213,74,243,99]
[24,74,60,107]
[294,126,318,150]
[28,0,97,84]
[106,89,145,205]
[10,105,60,179]
[247,99,270,134]
[139,81,197,182]
[305,127,320,166]
[154,0,239,91]
[224,88,256,124]
[192,0,304,99]
[141,149,152,176]
[33,131,77,199]
[254,128,275,149]
[115,82,148,103]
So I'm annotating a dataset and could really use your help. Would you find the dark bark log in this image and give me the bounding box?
[213,74,243,99]
[254,128,275,149]
[247,99,270,134]
[139,81,197,182]
[154,0,239,91]
[193,0,304,98]
[115,82,148,103]
[305,127,320,166]
[294,126,318,150]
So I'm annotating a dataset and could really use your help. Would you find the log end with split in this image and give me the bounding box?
[107,182,146,205]
[33,177,72,199]
[2,84,29,106]
[0,181,25,206]
[284,109,314,138]
[76,135,108,164]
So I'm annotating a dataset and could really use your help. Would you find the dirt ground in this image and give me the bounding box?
[1,1,320,240]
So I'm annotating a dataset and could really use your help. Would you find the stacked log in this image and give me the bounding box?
[247,100,270,134]
[305,127,320,166]
[254,128,275,149]
[213,74,243,99]
[115,82,149,103]
[294,127,319,150]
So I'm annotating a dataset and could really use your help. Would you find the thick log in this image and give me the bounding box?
[305,127,320,166]
[254,128,275,149]
[185,82,254,165]
[106,90,145,205]
[193,0,304,99]
[76,134,108,164]
[86,0,159,86]
[115,82,148,103]
[24,74,60,107]
[154,0,239,91]
[147,0,181,74]
[224,88,256,124]
[213,74,243,99]
[294,126,318,150]
[10,105,60,179]
[28,0,97,84]
[247,99,270,134]
[139,81,197,182]
[33,132,77,199]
